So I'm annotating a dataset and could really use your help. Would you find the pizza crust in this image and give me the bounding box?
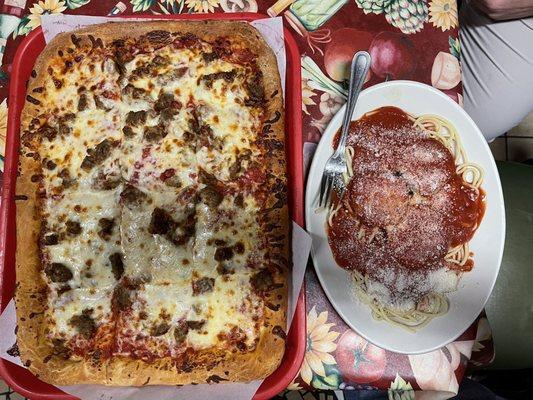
[16,20,288,386]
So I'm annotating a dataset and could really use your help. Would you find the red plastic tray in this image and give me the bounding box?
[0,13,304,400]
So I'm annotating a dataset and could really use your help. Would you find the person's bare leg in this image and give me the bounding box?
[460,1,533,141]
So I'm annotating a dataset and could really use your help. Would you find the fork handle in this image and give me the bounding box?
[336,51,372,154]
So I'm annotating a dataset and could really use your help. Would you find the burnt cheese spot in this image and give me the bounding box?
[113,285,132,310]
[58,168,74,188]
[151,322,170,336]
[174,322,188,344]
[151,55,168,66]
[198,169,218,186]
[77,93,88,111]
[166,210,196,246]
[98,218,114,240]
[234,193,244,207]
[120,185,147,207]
[94,95,111,111]
[245,72,265,107]
[30,174,43,183]
[45,160,57,170]
[43,233,59,245]
[122,126,135,138]
[201,70,237,89]
[216,264,234,275]
[164,175,182,188]
[122,84,146,99]
[206,375,228,384]
[109,252,124,280]
[125,110,147,126]
[132,64,151,78]
[266,302,280,311]
[192,277,215,296]
[234,242,245,254]
[250,269,275,293]
[202,52,218,63]
[88,34,103,49]
[38,124,58,141]
[159,107,178,122]
[70,34,82,47]
[154,92,178,112]
[146,30,172,45]
[214,246,233,262]
[26,95,41,105]
[7,343,20,358]
[65,220,82,235]
[69,309,96,339]
[143,124,167,142]
[148,207,173,235]
[51,338,70,358]
[92,173,121,191]
[45,263,72,283]
[81,139,113,171]
[272,325,286,340]
[58,287,72,300]
[199,186,222,208]
[186,320,206,330]
[229,149,252,179]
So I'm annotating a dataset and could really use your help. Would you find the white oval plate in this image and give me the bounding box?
[305,81,505,354]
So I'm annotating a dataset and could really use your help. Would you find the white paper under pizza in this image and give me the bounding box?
[0,15,309,400]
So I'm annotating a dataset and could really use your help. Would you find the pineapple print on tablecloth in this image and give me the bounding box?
[356,0,429,34]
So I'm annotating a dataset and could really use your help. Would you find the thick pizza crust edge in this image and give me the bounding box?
[16,20,289,385]
[16,25,115,385]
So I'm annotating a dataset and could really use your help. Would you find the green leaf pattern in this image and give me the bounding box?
[131,0,157,12]
[13,16,32,38]
[388,373,415,400]
[449,36,461,60]
[156,0,185,14]
[65,0,90,9]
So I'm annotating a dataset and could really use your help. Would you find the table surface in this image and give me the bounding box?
[0,0,495,397]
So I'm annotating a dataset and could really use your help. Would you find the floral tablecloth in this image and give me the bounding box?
[0,0,495,398]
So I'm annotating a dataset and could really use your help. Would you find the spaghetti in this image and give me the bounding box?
[327,107,485,332]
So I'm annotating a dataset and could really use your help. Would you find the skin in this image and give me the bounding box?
[473,0,533,20]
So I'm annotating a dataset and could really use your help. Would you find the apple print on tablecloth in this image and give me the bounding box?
[369,31,417,80]
[324,28,373,82]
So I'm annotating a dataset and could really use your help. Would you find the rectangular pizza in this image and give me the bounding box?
[15,20,288,386]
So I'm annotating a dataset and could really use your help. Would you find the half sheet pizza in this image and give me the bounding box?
[15,20,288,386]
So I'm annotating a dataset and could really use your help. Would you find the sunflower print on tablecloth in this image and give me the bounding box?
[299,306,340,387]
[429,0,458,31]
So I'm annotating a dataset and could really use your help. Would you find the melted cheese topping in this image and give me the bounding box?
[48,288,114,337]
[33,36,271,355]
[44,190,121,290]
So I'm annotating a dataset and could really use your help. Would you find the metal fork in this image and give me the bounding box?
[318,51,372,207]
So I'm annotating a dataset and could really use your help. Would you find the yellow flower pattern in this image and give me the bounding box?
[27,0,67,31]
[299,306,340,385]
[429,0,458,31]
[302,77,317,115]
[185,0,219,13]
